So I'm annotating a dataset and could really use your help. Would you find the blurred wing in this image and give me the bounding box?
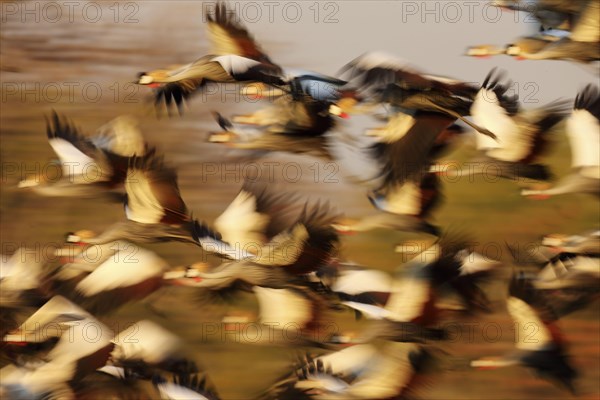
[333,269,392,295]
[254,286,315,328]
[215,181,300,248]
[370,179,422,215]
[471,84,518,150]
[569,1,600,42]
[91,116,146,157]
[566,85,600,168]
[125,155,188,225]
[75,246,168,296]
[46,112,108,178]
[506,297,554,351]
[342,343,417,399]
[385,267,433,323]
[339,51,426,90]
[458,252,500,276]
[255,224,309,266]
[157,383,210,400]
[326,130,384,184]
[206,2,277,66]
[111,320,181,365]
[215,189,269,249]
[375,112,456,189]
[342,301,390,320]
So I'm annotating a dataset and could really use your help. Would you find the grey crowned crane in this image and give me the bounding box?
[466,29,570,59]
[327,262,393,306]
[94,321,207,398]
[207,76,353,156]
[261,342,438,399]
[328,110,459,236]
[331,172,442,236]
[61,244,176,315]
[531,251,599,318]
[471,274,578,394]
[506,230,600,269]
[105,320,197,377]
[338,51,497,138]
[172,197,339,300]
[502,1,599,63]
[173,182,340,289]
[342,235,499,333]
[206,67,355,159]
[1,247,51,337]
[522,85,600,198]
[136,2,285,114]
[73,151,248,260]
[1,296,114,400]
[492,1,581,30]
[435,69,570,182]
[470,1,599,63]
[248,285,332,347]
[18,112,150,198]
[541,230,600,257]
[535,255,599,290]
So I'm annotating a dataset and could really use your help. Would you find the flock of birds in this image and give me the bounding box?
[2,1,599,399]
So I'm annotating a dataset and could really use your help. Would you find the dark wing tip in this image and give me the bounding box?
[574,84,600,118]
[192,219,222,242]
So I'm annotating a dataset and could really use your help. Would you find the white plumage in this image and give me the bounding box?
[111,320,181,365]
[506,297,553,352]
[215,190,269,249]
[254,286,313,328]
[566,108,600,169]
[75,245,169,296]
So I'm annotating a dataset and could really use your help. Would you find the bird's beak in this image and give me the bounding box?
[66,234,81,243]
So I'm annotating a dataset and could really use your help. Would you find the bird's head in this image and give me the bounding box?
[328,104,349,119]
[65,230,96,244]
[505,43,522,57]
[541,234,569,248]
[136,72,163,88]
[163,263,209,285]
[136,72,153,84]
[207,131,239,144]
[55,230,96,261]
[465,45,499,58]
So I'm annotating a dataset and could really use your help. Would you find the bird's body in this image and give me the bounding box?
[523,85,600,197]
[470,1,599,63]
[471,275,578,393]
[18,113,148,197]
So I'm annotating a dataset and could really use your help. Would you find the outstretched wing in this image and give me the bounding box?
[46,112,110,179]
[566,84,600,169]
[206,2,279,67]
[91,115,147,157]
[214,180,300,249]
[124,154,189,225]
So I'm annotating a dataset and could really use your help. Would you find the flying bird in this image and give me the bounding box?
[136,2,286,114]
[522,85,600,197]
[18,112,150,197]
